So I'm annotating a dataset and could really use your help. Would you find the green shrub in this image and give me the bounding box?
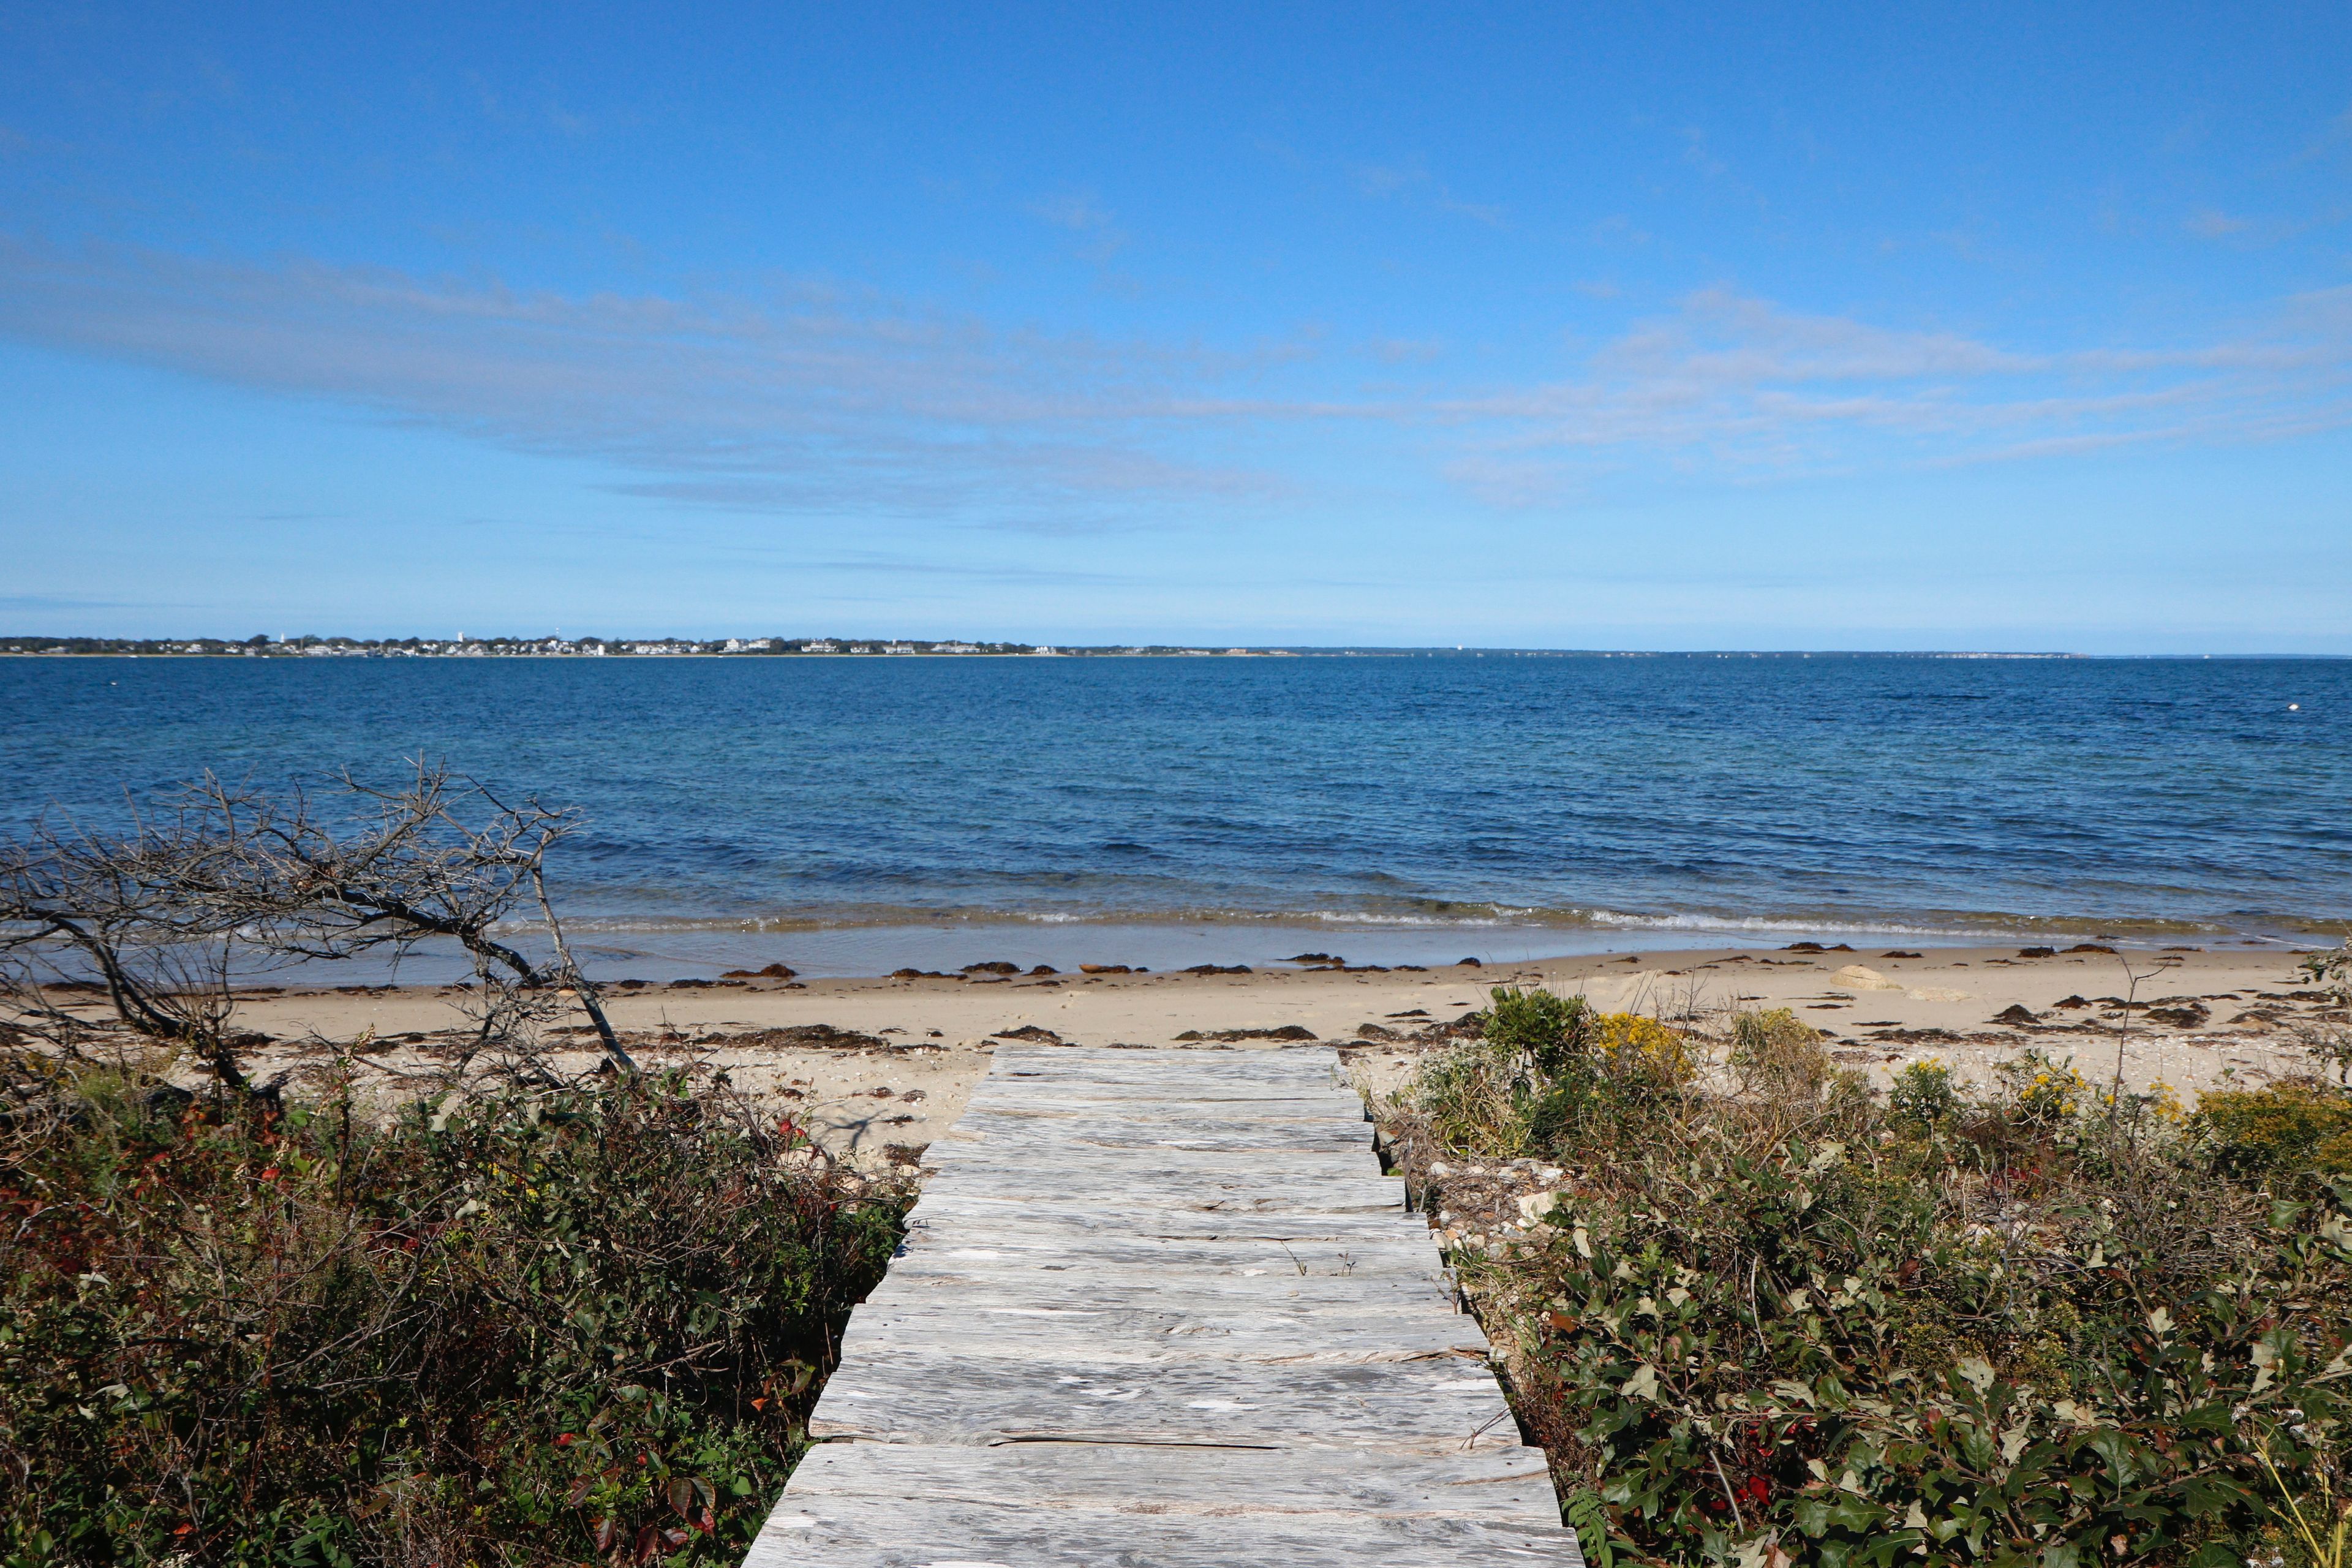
[1,1058,903,1566]
[1487,987,1594,1078]
[1415,1038,1535,1156]
[1398,1039,2352,1566]
[1728,1009,1832,1102]
[1507,1156,2348,1568]
[1994,1047,2094,1129]
[2196,1079,2352,1175]
[1888,1058,1962,1128]
[1434,993,1696,1158]
[1591,1012,1698,1093]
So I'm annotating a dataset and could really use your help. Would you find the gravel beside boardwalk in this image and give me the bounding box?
[744,1044,1585,1567]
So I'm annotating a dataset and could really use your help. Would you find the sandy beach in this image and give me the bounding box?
[166,941,2337,1166]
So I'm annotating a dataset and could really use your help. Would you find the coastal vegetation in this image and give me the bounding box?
[0,773,904,1564]
[1,1057,903,1564]
[1386,971,2352,1568]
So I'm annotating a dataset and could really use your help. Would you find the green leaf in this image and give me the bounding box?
[2181,1544,2242,1568]
[1564,1489,1616,1568]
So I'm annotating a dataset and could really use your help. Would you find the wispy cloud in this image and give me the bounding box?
[0,236,1267,517]
[1026,190,1129,262]
[1,239,2346,520]
[1350,157,1507,228]
[1367,336,1445,366]
[2186,208,2250,238]
[0,592,179,612]
[1434,286,2352,501]
[2301,100,2352,163]
[1679,126,1728,180]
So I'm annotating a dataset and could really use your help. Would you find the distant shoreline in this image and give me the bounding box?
[18,640,2348,660]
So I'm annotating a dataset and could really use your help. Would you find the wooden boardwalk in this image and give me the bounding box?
[745,1045,1585,1567]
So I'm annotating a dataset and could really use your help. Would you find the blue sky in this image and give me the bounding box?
[2,2,2348,650]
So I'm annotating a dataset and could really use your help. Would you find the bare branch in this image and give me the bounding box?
[0,763,636,1086]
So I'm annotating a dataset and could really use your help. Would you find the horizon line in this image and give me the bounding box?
[4,635,2349,661]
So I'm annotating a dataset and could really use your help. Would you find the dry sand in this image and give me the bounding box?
[149,942,2337,1167]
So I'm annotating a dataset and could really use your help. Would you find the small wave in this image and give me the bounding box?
[498,900,2308,942]
[1585,910,1970,938]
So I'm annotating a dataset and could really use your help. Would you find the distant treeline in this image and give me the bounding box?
[0,635,1298,658]
[3,637,2143,660]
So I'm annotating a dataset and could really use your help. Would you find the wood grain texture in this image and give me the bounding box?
[744,1044,1583,1567]
[806,1349,1526,1450]
[741,1495,1585,1568]
[902,1193,1434,1243]
[783,1441,1560,1518]
[835,1304,1489,1365]
[890,1231,1442,1276]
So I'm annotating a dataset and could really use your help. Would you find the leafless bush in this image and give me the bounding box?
[0,763,634,1092]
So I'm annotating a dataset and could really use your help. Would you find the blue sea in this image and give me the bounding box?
[2,653,2345,977]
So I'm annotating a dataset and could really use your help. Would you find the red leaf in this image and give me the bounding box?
[557,1431,577,1447]
[592,1518,617,1552]
[631,1523,662,1564]
[666,1477,694,1516]
[750,1397,767,1411]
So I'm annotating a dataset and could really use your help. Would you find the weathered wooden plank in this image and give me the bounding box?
[837,1303,1488,1365]
[922,1148,1381,1186]
[943,1110,1376,1152]
[907,1167,1411,1212]
[782,1440,1561,1521]
[922,1137,1387,1172]
[807,1349,1524,1452]
[862,1268,1462,1319]
[743,1044,1580,1566]
[902,1193,1430,1244]
[931,1126,1373,1159]
[885,1245,1444,1287]
[953,1095,1365,1120]
[743,1495,1585,1568]
[963,1093,1365,1118]
[892,1231,1441,1277]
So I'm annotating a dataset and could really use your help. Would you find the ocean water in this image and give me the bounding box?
[1,653,2345,976]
